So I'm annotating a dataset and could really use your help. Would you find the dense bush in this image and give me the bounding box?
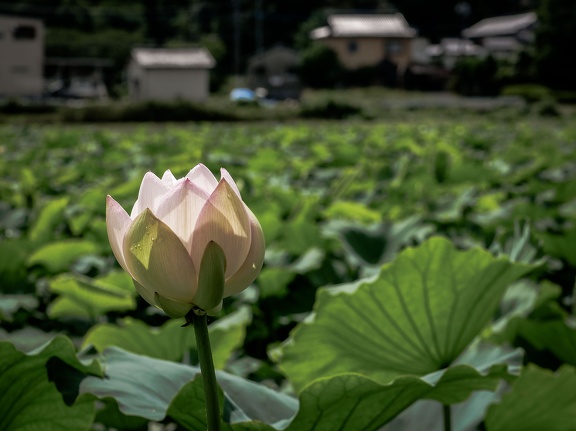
[299,99,363,119]
[450,55,501,96]
[298,44,343,88]
[58,100,240,122]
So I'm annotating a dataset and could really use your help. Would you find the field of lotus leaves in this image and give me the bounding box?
[2,118,576,430]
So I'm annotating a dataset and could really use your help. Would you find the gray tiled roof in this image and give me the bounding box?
[462,12,536,38]
[311,14,417,39]
[131,48,216,69]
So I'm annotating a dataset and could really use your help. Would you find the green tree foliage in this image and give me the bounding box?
[534,0,576,91]
[299,44,343,88]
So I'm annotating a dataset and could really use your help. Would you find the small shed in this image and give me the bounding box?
[246,47,300,100]
[0,15,44,98]
[127,47,215,102]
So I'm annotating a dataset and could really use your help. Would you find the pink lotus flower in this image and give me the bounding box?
[106,164,265,317]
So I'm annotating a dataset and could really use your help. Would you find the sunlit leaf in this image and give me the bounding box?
[28,240,101,273]
[277,237,534,390]
[48,272,136,319]
[83,307,251,368]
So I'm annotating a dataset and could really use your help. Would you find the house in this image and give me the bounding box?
[462,12,537,60]
[0,15,44,98]
[246,46,300,100]
[425,38,486,69]
[45,57,111,99]
[127,47,215,102]
[310,14,417,73]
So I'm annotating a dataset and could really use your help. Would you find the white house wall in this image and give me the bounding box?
[139,68,209,102]
[0,15,44,97]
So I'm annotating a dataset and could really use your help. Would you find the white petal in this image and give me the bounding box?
[161,169,178,186]
[106,195,131,272]
[224,205,265,297]
[220,168,242,198]
[185,164,218,194]
[130,171,171,218]
[154,179,209,252]
[191,180,251,278]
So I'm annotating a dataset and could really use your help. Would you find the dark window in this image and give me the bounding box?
[13,25,36,40]
[348,41,358,53]
[385,40,403,56]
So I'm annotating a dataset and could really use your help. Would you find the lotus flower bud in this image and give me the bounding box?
[106,164,265,317]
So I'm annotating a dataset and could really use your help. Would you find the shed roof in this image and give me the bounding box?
[462,12,536,39]
[311,13,416,39]
[131,48,215,69]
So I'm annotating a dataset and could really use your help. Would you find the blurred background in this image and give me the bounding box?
[0,0,574,118]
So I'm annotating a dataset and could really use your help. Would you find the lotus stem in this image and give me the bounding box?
[190,310,221,431]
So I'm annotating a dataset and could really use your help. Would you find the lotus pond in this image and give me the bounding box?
[1,118,576,430]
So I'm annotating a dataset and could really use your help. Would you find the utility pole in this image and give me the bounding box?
[232,0,241,83]
[255,0,263,53]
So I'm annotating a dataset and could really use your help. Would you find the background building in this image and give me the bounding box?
[0,15,44,97]
[127,47,215,102]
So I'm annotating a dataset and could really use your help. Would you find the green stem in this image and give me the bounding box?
[192,312,221,431]
[443,404,452,431]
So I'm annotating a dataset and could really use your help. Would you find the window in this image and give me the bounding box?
[385,40,403,56]
[348,41,358,53]
[13,25,36,40]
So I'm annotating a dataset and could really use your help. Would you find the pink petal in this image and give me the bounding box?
[153,179,209,252]
[130,172,171,218]
[106,195,131,272]
[224,205,265,297]
[191,180,251,278]
[185,164,219,194]
[161,169,177,186]
[220,168,242,198]
[122,209,197,303]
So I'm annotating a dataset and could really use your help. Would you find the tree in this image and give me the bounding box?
[534,0,576,91]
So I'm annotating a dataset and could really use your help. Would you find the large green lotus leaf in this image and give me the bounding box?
[48,271,136,319]
[83,307,251,368]
[27,239,101,273]
[28,196,70,243]
[79,347,298,426]
[277,237,533,390]
[516,319,576,366]
[168,375,278,431]
[0,335,102,431]
[286,357,517,431]
[486,365,576,431]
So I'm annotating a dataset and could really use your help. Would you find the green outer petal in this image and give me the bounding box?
[154,292,193,318]
[133,279,157,308]
[191,180,251,279]
[224,205,265,297]
[123,209,197,303]
[192,241,226,311]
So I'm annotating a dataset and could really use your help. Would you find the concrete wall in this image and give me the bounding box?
[320,37,413,71]
[128,63,210,102]
[0,15,44,97]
